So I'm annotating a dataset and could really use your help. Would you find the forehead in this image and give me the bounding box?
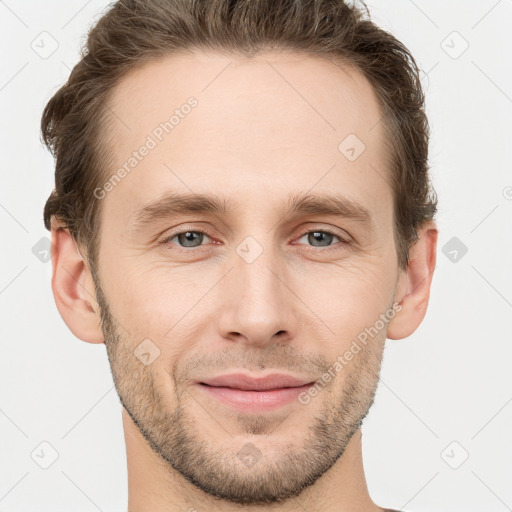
[107,48,385,148]
[100,49,392,223]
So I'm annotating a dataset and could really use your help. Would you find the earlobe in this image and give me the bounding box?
[50,223,104,344]
[387,222,438,340]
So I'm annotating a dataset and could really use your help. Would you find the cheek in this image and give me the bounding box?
[103,266,205,368]
[296,261,396,347]
[100,255,177,321]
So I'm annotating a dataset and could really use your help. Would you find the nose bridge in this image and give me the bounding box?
[217,233,295,344]
[240,246,281,309]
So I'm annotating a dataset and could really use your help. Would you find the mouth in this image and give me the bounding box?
[196,373,315,412]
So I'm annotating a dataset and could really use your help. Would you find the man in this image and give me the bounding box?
[42,0,438,510]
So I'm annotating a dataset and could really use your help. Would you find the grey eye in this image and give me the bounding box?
[170,231,209,248]
[298,230,341,248]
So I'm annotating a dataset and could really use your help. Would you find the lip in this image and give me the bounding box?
[197,373,316,413]
[200,373,314,390]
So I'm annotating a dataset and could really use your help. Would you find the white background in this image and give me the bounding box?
[1,1,511,511]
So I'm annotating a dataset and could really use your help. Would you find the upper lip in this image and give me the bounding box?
[199,373,315,391]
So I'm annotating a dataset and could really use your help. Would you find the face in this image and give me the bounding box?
[93,50,402,505]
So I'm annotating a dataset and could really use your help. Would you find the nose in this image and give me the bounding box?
[216,244,298,348]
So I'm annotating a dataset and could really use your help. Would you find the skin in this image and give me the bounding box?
[50,49,438,512]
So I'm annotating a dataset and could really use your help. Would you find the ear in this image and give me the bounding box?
[50,221,104,344]
[387,221,438,340]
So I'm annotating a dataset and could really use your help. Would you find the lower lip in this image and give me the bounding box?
[198,383,313,412]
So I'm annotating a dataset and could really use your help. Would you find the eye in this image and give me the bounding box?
[163,229,212,250]
[295,228,350,251]
[161,227,350,253]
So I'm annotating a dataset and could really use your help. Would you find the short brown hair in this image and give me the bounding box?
[42,0,437,274]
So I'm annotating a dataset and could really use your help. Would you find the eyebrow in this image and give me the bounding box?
[131,191,374,230]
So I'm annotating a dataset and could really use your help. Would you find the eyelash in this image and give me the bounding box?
[161,227,350,254]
